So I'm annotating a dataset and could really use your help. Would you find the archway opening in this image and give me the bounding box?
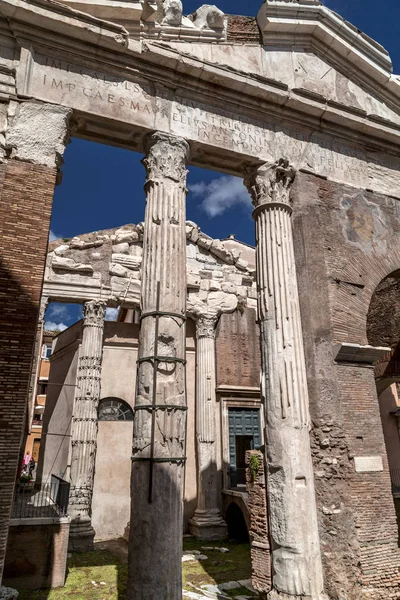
[367,269,400,542]
[225,502,249,543]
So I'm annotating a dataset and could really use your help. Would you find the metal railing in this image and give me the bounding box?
[12,475,70,519]
[390,469,400,495]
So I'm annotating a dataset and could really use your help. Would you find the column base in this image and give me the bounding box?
[268,591,330,600]
[189,511,227,541]
[68,516,95,552]
[0,587,19,600]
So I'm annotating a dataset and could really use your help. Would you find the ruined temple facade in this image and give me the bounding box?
[37,224,262,544]
[1,0,400,599]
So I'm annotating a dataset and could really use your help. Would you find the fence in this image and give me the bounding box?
[12,475,70,518]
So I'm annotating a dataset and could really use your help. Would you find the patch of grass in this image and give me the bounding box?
[17,549,127,600]
[182,537,252,589]
[17,538,253,599]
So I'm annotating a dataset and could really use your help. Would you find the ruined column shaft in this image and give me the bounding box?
[128,132,189,600]
[69,300,106,551]
[189,316,226,540]
[245,160,326,600]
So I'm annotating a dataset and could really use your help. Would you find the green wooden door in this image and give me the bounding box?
[228,408,261,487]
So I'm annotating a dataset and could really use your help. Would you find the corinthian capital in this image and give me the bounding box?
[244,158,296,210]
[142,132,190,185]
[83,300,106,326]
[196,315,217,339]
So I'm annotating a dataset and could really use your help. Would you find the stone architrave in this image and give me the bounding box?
[68,300,106,552]
[244,160,327,600]
[128,132,189,600]
[189,315,227,541]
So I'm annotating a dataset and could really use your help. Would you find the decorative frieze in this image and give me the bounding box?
[245,160,327,600]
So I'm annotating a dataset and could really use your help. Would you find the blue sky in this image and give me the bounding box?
[46,0,400,330]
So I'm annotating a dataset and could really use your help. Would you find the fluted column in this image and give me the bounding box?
[189,315,227,540]
[128,132,189,600]
[69,300,106,552]
[244,160,327,600]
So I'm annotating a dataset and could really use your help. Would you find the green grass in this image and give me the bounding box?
[182,537,252,589]
[17,538,254,599]
[18,549,127,600]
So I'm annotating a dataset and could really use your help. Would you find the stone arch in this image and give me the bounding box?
[225,502,249,543]
[367,268,400,391]
[330,232,400,345]
[366,269,400,539]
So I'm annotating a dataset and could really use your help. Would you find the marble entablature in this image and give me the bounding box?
[44,223,257,314]
[1,0,400,200]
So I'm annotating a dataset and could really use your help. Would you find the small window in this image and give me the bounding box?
[41,344,52,359]
[37,381,48,396]
[98,398,134,421]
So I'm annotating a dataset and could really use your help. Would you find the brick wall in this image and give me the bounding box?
[3,518,70,589]
[292,171,400,599]
[245,450,271,597]
[0,159,57,581]
[227,16,261,44]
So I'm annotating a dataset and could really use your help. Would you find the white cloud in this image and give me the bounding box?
[47,304,70,320]
[49,230,58,241]
[105,307,119,321]
[188,175,252,218]
[44,320,68,332]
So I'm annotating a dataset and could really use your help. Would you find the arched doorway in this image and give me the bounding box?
[367,270,400,540]
[225,502,249,543]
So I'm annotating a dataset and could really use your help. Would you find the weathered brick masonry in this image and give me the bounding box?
[245,450,271,597]
[0,159,56,580]
[227,15,262,44]
[3,519,70,589]
[293,172,400,599]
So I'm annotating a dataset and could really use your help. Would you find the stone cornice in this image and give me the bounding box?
[3,0,400,155]
[257,2,392,76]
[0,0,400,163]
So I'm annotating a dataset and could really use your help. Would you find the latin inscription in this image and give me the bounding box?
[23,52,400,196]
[36,55,276,159]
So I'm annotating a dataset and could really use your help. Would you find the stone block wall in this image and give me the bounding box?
[216,308,260,388]
[0,159,57,580]
[3,518,70,589]
[245,450,271,596]
[292,171,400,599]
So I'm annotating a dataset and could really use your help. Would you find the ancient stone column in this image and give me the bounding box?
[69,300,106,552]
[128,132,189,600]
[244,160,327,600]
[189,315,227,540]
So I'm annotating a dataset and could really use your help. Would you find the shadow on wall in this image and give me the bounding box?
[225,502,249,543]
[0,257,46,585]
